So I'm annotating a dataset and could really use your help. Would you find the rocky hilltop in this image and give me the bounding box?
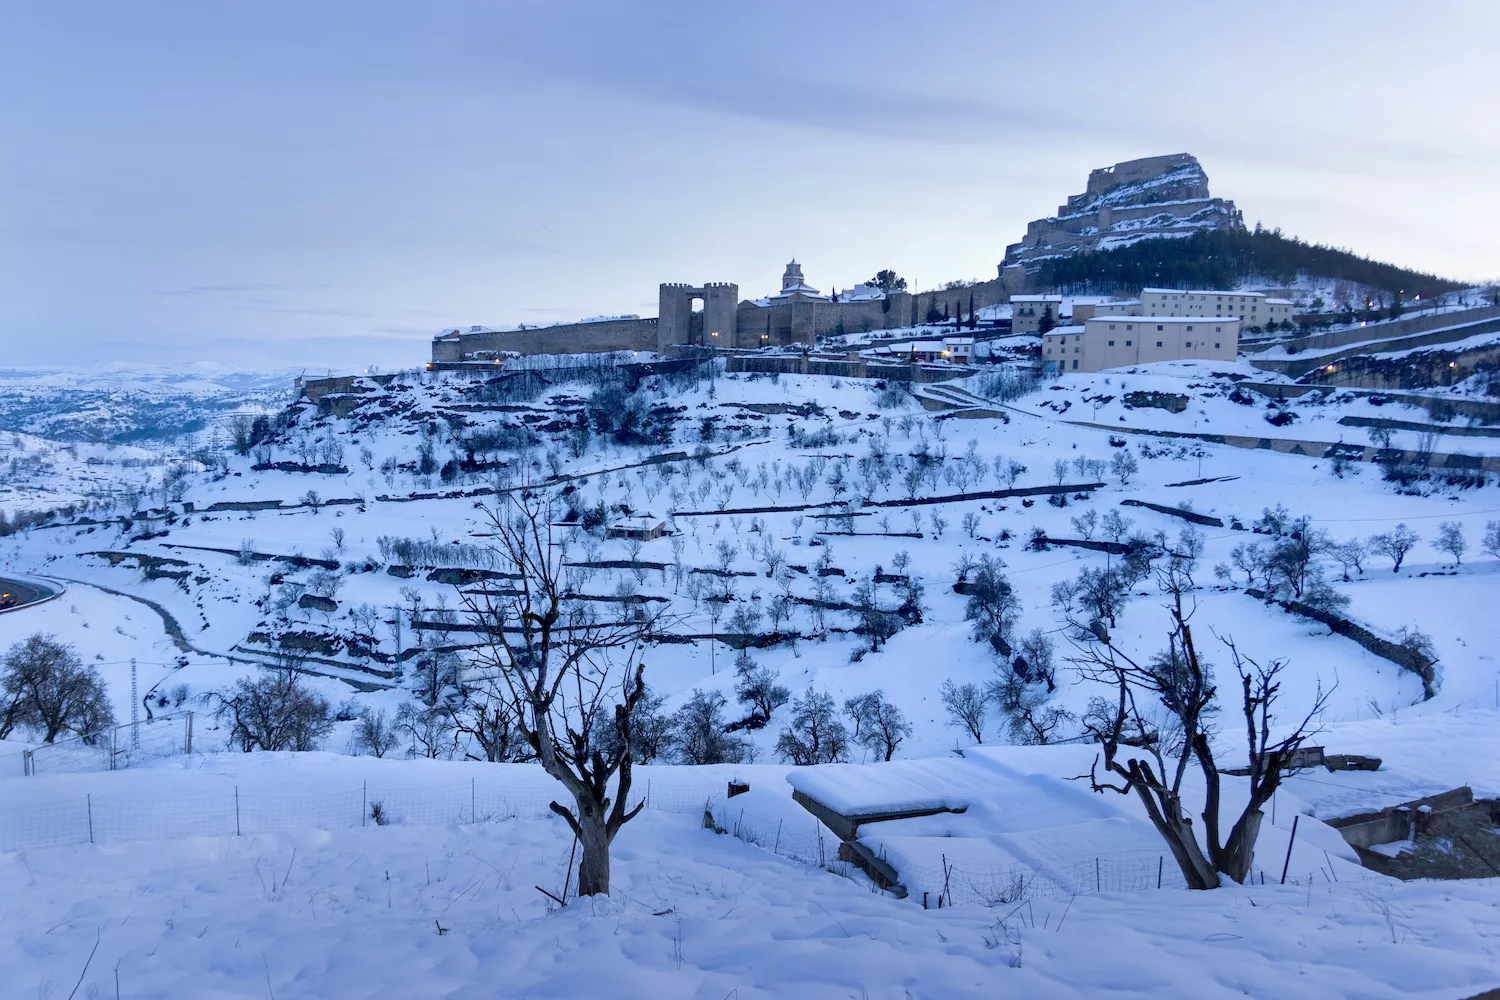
[1003,153,1243,269]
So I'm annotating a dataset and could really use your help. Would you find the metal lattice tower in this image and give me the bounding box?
[130,658,141,749]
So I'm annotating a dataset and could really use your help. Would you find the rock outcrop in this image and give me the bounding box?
[1003,154,1243,268]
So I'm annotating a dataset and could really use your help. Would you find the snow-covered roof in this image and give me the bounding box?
[1042,325,1086,336]
[1142,288,1265,298]
[770,284,822,299]
[838,284,886,302]
[1266,298,1294,305]
[1011,294,1063,303]
[1088,315,1242,323]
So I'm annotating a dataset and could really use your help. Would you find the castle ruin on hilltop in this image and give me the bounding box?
[1003,153,1243,267]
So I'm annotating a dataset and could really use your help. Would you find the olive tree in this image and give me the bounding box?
[462,491,665,896]
[1072,584,1332,888]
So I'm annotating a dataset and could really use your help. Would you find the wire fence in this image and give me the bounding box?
[0,772,1357,905]
[18,712,196,776]
[896,848,1368,907]
[0,777,733,853]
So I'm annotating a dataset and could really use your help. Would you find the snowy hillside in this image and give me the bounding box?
[2,357,1499,997]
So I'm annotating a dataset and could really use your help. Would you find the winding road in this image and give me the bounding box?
[0,576,59,613]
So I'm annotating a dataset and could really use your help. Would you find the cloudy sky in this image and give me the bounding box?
[2,1,1495,371]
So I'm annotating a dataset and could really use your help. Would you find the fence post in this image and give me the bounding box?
[110,725,117,771]
[774,819,782,855]
[235,785,241,836]
[471,778,476,825]
[362,781,367,827]
[1095,857,1100,892]
[22,748,32,777]
[1157,855,1163,889]
[185,711,193,755]
[87,794,94,844]
[1280,814,1299,884]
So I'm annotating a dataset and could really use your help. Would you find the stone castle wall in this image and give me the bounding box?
[433,317,659,361]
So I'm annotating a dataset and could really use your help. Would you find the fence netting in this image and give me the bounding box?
[19,712,195,776]
[0,777,730,853]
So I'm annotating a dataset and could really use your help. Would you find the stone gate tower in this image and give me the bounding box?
[657,282,739,352]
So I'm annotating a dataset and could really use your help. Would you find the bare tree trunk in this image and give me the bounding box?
[574,801,613,897]
[1214,809,1263,884]
[1126,765,1221,890]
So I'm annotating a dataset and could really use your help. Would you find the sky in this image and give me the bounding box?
[1,1,1496,372]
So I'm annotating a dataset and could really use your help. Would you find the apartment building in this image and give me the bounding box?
[1139,288,1294,328]
[1042,316,1240,373]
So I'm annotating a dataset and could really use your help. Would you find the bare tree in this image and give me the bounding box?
[1,634,115,743]
[844,690,911,761]
[1483,520,1500,561]
[667,689,750,764]
[1331,538,1368,581]
[206,654,334,752]
[776,688,849,764]
[1435,521,1467,565]
[1371,523,1419,573]
[1072,586,1331,888]
[461,492,662,896]
[940,679,988,744]
[442,687,531,763]
[351,708,400,758]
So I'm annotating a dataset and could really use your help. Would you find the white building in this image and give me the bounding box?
[1043,316,1240,373]
[866,336,976,364]
[1140,288,1294,329]
[1011,295,1143,334]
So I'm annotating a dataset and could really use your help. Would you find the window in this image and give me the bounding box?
[1214,342,1221,348]
[1110,324,1116,331]
[1125,340,1132,346]
[1156,341,1163,347]
[1215,326,1222,332]
[1186,325,1193,332]
[1157,325,1164,331]
[1184,341,1191,347]
[1072,360,1078,369]
[1126,324,1134,331]
[1108,340,1115,346]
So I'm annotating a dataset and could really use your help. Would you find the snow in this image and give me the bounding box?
[4,360,1500,995]
[3,752,1500,999]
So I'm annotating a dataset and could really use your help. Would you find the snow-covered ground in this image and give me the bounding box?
[2,752,1498,999]
[3,360,1499,997]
